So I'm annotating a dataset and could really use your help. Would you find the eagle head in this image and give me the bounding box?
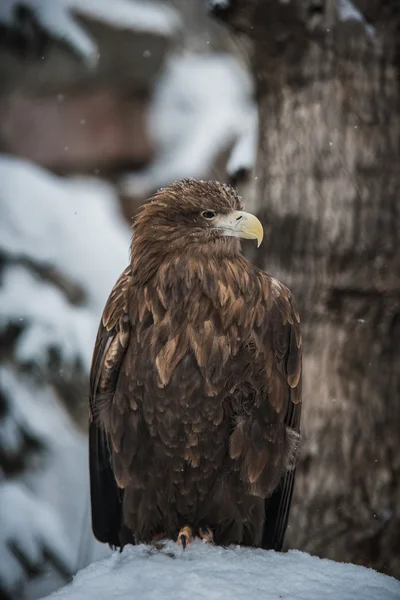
[132,179,263,257]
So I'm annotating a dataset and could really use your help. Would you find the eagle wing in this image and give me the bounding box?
[89,266,131,547]
[228,273,302,550]
[262,279,302,550]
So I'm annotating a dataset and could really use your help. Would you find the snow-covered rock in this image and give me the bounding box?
[43,542,400,600]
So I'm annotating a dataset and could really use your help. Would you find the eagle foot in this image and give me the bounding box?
[199,526,214,544]
[177,525,193,549]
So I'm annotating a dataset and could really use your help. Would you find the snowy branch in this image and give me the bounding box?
[0,0,180,66]
[337,0,375,38]
[227,105,258,182]
[0,266,94,371]
[0,157,130,313]
[0,482,73,600]
[0,156,127,597]
[121,54,257,195]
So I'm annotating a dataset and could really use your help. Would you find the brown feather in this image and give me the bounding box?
[229,421,245,460]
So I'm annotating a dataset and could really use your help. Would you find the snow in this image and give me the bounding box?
[227,106,258,180]
[0,367,76,457]
[338,0,375,37]
[121,54,257,195]
[206,0,231,10]
[0,0,180,66]
[0,482,73,599]
[0,369,112,600]
[0,156,130,372]
[208,0,375,40]
[0,369,97,600]
[0,372,108,600]
[0,156,130,314]
[43,542,400,600]
[23,388,112,600]
[0,155,129,598]
[22,380,112,600]
[0,266,94,370]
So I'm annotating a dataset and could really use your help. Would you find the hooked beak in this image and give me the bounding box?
[213,210,264,247]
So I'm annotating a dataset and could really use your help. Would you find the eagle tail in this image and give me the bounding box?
[261,467,296,551]
[89,422,122,548]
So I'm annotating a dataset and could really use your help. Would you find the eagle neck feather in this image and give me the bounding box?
[130,234,241,286]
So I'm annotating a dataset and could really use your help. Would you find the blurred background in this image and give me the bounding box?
[0,1,399,598]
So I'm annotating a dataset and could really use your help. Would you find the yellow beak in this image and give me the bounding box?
[213,210,264,247]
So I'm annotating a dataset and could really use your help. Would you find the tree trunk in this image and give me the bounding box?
[211,0,400,577]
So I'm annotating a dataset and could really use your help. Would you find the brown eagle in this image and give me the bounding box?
[89,179,301,551]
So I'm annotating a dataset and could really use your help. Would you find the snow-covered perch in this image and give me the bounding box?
[44,542,400,600]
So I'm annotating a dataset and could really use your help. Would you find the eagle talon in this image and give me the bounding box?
[199,526,214,544]
[177,525,192,549]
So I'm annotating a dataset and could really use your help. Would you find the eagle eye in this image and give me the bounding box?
[201,210,217,220]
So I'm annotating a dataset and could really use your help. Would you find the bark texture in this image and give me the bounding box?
[211,0,400,578]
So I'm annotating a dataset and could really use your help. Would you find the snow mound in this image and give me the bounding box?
[44,541,400,600]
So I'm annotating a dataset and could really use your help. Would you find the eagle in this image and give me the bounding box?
[89,178,302,551]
